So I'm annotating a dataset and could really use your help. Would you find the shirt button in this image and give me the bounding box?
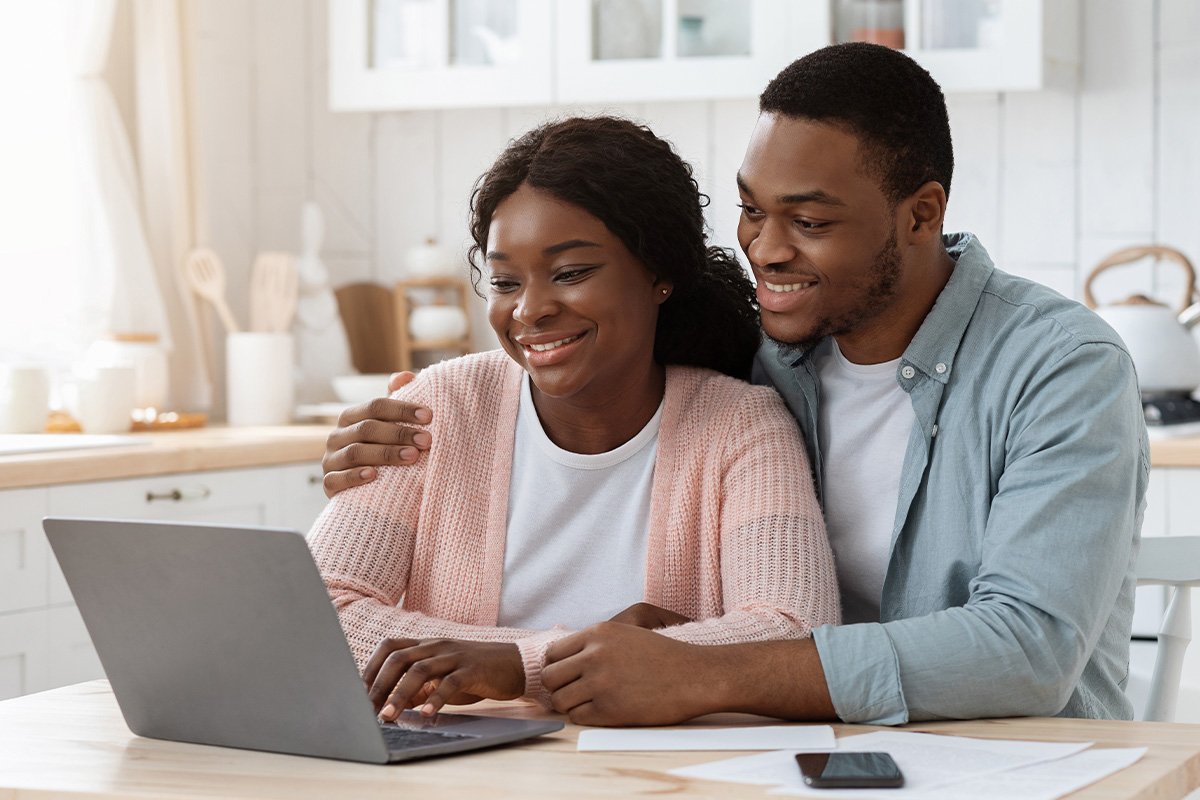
[901,365,916,379]
[935,362,947,374]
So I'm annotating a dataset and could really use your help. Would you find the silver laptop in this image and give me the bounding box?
[43,517,562,764]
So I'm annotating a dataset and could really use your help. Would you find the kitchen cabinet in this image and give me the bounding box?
[896,0,1079,92]
[554,0,825,104]
[329,0,554,110]
[0,461,329,701]
[330,0,1076,111]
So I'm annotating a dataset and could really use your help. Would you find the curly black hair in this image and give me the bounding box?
[760,42,954,204]
[467,116,760,380]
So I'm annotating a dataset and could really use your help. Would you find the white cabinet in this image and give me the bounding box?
[330,0,554,110]
[554,0,826,104]
[897,0,1079,92]
[330,0,1077,110]
[0,461,325,700]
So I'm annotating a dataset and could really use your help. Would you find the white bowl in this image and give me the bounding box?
[331,374,392,403]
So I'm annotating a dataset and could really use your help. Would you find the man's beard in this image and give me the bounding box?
[766,232,901,352]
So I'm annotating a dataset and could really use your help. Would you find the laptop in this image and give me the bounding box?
[43,517,563,764]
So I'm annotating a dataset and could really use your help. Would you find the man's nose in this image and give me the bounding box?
[746,218,796,269]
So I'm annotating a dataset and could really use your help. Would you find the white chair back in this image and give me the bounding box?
[1135,536,1200,722]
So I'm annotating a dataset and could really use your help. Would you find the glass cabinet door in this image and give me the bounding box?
[330,0,554,110]
[556,0,828,103]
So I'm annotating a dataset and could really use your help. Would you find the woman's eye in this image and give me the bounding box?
[555,266,596,282]
[489,278,518,292]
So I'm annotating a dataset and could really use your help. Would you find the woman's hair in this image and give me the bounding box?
[467,116,760,380]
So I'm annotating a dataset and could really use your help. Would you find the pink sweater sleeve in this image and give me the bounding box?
[307,376,541,674]
[657,386,840,646]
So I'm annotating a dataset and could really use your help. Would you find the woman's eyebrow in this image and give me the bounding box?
[486,239,602,261]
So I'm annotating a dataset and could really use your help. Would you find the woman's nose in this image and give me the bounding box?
[513,283,557,325]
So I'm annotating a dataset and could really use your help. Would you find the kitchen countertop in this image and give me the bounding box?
[3,426,1200,491]
[0,425,331,490]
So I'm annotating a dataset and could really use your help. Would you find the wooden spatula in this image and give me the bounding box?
[183,248,240,334]
[250,252,299,333]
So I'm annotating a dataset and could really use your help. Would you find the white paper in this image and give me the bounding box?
[671,731,1092,795]
[859,747,1147,800]
[577,724,836,752]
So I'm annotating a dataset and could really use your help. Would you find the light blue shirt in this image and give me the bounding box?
[753,233,1149,724]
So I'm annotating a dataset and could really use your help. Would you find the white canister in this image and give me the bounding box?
[406,238,458,278]
[86,333,169,411]
[0,365,51,433]
[409,305,468,341]
[65,365,137,434]
[226,332,294,426]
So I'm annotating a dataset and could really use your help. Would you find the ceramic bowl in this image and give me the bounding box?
[331,373,392,403]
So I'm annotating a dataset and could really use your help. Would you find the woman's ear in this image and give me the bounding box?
[903,180,948,245]
[654,281,674,305]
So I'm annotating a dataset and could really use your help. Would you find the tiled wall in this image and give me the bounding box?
[188,1,1200,355]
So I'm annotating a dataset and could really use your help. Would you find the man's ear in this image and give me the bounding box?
[902,181,948,245]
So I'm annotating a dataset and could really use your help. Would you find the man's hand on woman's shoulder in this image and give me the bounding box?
[321,371,434,497]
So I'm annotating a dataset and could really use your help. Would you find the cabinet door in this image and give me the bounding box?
[330,0,554,110]
[0,609,49,701]
[556,0,826,103]
[274,463,331,536]
[0,488,50,614]
[46,468,279,605]
[899,0,1079,92]
[41,605,104,693]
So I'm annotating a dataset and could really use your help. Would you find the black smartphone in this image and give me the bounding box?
[795,752,905,789]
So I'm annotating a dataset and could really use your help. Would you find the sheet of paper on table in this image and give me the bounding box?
[577,725,836,752]
[669,731,1143,798]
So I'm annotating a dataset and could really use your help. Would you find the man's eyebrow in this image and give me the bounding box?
[486,239,602,261]
[736,174,846,207]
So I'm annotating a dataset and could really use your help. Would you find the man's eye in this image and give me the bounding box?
[737,203,763,218]
[796,220,828,231]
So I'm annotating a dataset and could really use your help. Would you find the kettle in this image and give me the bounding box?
[1083,245,1200,395]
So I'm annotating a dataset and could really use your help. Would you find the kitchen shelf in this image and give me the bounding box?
[394,277,473,372]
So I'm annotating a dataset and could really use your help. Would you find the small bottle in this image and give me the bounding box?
[838,0,905,49]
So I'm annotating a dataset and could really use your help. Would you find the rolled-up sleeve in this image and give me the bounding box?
[815,341,1147,724]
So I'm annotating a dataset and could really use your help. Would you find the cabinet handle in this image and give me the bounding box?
[145,486,212,503]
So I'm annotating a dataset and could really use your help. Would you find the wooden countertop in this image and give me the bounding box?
[1149,435,1200,468]
[0,683,1196,798]
[0,425,331,489]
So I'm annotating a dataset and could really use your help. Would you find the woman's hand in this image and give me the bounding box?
[608,602,692,629]
[363,637,525,721]
[321,372,433,498]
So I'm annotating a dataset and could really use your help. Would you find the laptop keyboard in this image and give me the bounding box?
[380,724,476,750]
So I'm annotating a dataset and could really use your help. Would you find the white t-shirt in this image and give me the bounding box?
[496,376,661,630]
[815,339,916,624]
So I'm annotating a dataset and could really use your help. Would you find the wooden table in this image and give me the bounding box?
[0,682,1196,799]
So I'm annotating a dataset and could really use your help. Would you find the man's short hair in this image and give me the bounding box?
[759,43,954,204]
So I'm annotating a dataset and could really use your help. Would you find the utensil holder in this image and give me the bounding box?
[226,333,294,426]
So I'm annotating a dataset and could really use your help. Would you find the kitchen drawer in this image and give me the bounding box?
[46,467,279,605]
[274,463,329,535]
[0,608,50,701]
[0,488,50,614]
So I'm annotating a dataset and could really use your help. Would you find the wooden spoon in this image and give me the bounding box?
[250,251,299,332]
[183,248,240,334]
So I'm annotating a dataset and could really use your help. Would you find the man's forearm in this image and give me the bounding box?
[702,638,837,720]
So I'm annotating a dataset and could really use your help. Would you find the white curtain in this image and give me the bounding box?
[68,0,171,352]
[132,0,211,410]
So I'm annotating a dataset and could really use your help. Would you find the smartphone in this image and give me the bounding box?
[795,751,905,789]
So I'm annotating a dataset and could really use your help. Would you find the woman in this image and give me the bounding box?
[307,116,838,722]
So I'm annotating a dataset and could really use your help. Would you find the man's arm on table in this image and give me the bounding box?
[541,622,836,726]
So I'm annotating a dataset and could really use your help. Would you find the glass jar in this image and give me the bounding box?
[836,0,905,49]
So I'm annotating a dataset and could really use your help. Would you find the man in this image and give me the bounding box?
[320,43,1147,726]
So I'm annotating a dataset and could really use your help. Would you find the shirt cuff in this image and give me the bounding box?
[813,622,909,725]
[515,628,571,709]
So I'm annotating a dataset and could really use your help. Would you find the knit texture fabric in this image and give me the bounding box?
[309,350,840,706]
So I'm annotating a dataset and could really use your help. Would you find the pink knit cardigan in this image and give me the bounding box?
[308,350,839,705]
